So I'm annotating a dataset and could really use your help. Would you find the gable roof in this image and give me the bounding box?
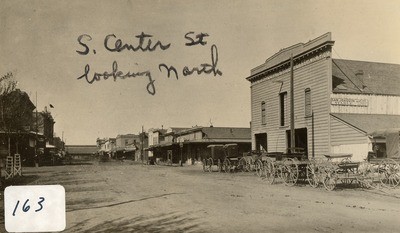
[332,59,400,96]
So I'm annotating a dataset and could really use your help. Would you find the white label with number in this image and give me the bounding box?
[4,185,66,232]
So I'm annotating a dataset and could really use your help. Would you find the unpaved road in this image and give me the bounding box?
[1,161,400,233]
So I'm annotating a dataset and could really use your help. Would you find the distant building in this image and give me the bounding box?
[147,128,167,158]
[147,126,251,164]
[96,137,116,159]
[65,145,97,161]
[97,132,148,161]
[115,134,138,160]
[246,32,400,161]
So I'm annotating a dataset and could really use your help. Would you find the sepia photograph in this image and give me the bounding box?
[0,0,400,232]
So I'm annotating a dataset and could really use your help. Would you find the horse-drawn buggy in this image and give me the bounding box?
[203,144,225,172]
[203,144,253,173]
[222,143,254,172]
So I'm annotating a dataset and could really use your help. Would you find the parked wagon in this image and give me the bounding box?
[222,144,251,172]
[317,153,360,191]
[366,128,400,189]
[313,153,400,191]
[262,148,313,186]
[203,144,225,172]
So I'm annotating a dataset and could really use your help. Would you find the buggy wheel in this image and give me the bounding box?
[246,157,254,172]
[217,159,222,172]
[322,165,337,191]
[207,158,213,172]
[281,158,299,186]
[238,157,247,172]
[306,161,319,188]
[264,159,275,184]
[379,159,400,189]
[255,159,264,177]
[223,159,231,173]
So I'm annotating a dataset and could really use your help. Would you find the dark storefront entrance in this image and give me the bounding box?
[286,128,308,156]
[255,133,267,152]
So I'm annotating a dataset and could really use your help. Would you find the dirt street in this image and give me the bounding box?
[1,162,400,233]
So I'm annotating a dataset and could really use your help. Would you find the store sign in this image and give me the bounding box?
[331,97,368,107]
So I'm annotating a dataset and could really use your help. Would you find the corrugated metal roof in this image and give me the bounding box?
[332,59,400,96]
[331,113,400,134]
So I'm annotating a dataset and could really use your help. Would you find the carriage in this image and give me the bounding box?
[222,144,241,172]
[203,144,225,172]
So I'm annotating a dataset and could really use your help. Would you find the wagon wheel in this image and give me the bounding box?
[322,164,337,191]
[281,158,299,186]
[238,157,247,172]
[217,159,222,173]
[356,161,377,189]
[255,159,264,177]
[379,159,400,189]
[202,159,207,172]
[264,158,275,184]
[339,158,354,185]
[306,160,319,188]
[207,158,213,173]
[246,157,254,172]
[223,159,231,173]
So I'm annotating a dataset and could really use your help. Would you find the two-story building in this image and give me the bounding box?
[115,134,139,160]
[247,32,400,161]
[147,128,167,159]
[96,137,116,159]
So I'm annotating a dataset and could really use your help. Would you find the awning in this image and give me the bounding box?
[331,113,400,134]
[368,128,400,137]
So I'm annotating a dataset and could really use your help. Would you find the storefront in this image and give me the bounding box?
[247,32,400,161]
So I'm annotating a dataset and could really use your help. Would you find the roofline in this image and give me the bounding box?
[65,145,97,147]
[247,33,334,82]
[332,90,400,97]
[333,58,400,66]
[175,126,250,136]
[330,113,367,135]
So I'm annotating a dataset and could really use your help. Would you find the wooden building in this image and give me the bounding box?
[146,126,251,165]
[247,32,400,161]
[65,145,97,161]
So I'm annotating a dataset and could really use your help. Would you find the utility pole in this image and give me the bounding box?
[290,54,295,153]
[35,91,38,167]
[141,125,144,163]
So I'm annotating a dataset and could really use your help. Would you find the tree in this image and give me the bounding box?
[0,72,35,184]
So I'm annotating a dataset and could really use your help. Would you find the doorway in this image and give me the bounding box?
[255,133,268,152]
[286,128,308,156]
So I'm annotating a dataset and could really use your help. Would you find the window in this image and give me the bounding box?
[261,101,266,125]
[279,92,287,126]
[305,88,312,117]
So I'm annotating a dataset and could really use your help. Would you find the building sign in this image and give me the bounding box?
[331,97,368,107]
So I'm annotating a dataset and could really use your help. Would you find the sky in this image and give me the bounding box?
[1,0,399,145]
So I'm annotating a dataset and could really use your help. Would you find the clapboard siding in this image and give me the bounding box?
[330,116,367,145]
[250,55,331,158]
[331,93,400,115]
